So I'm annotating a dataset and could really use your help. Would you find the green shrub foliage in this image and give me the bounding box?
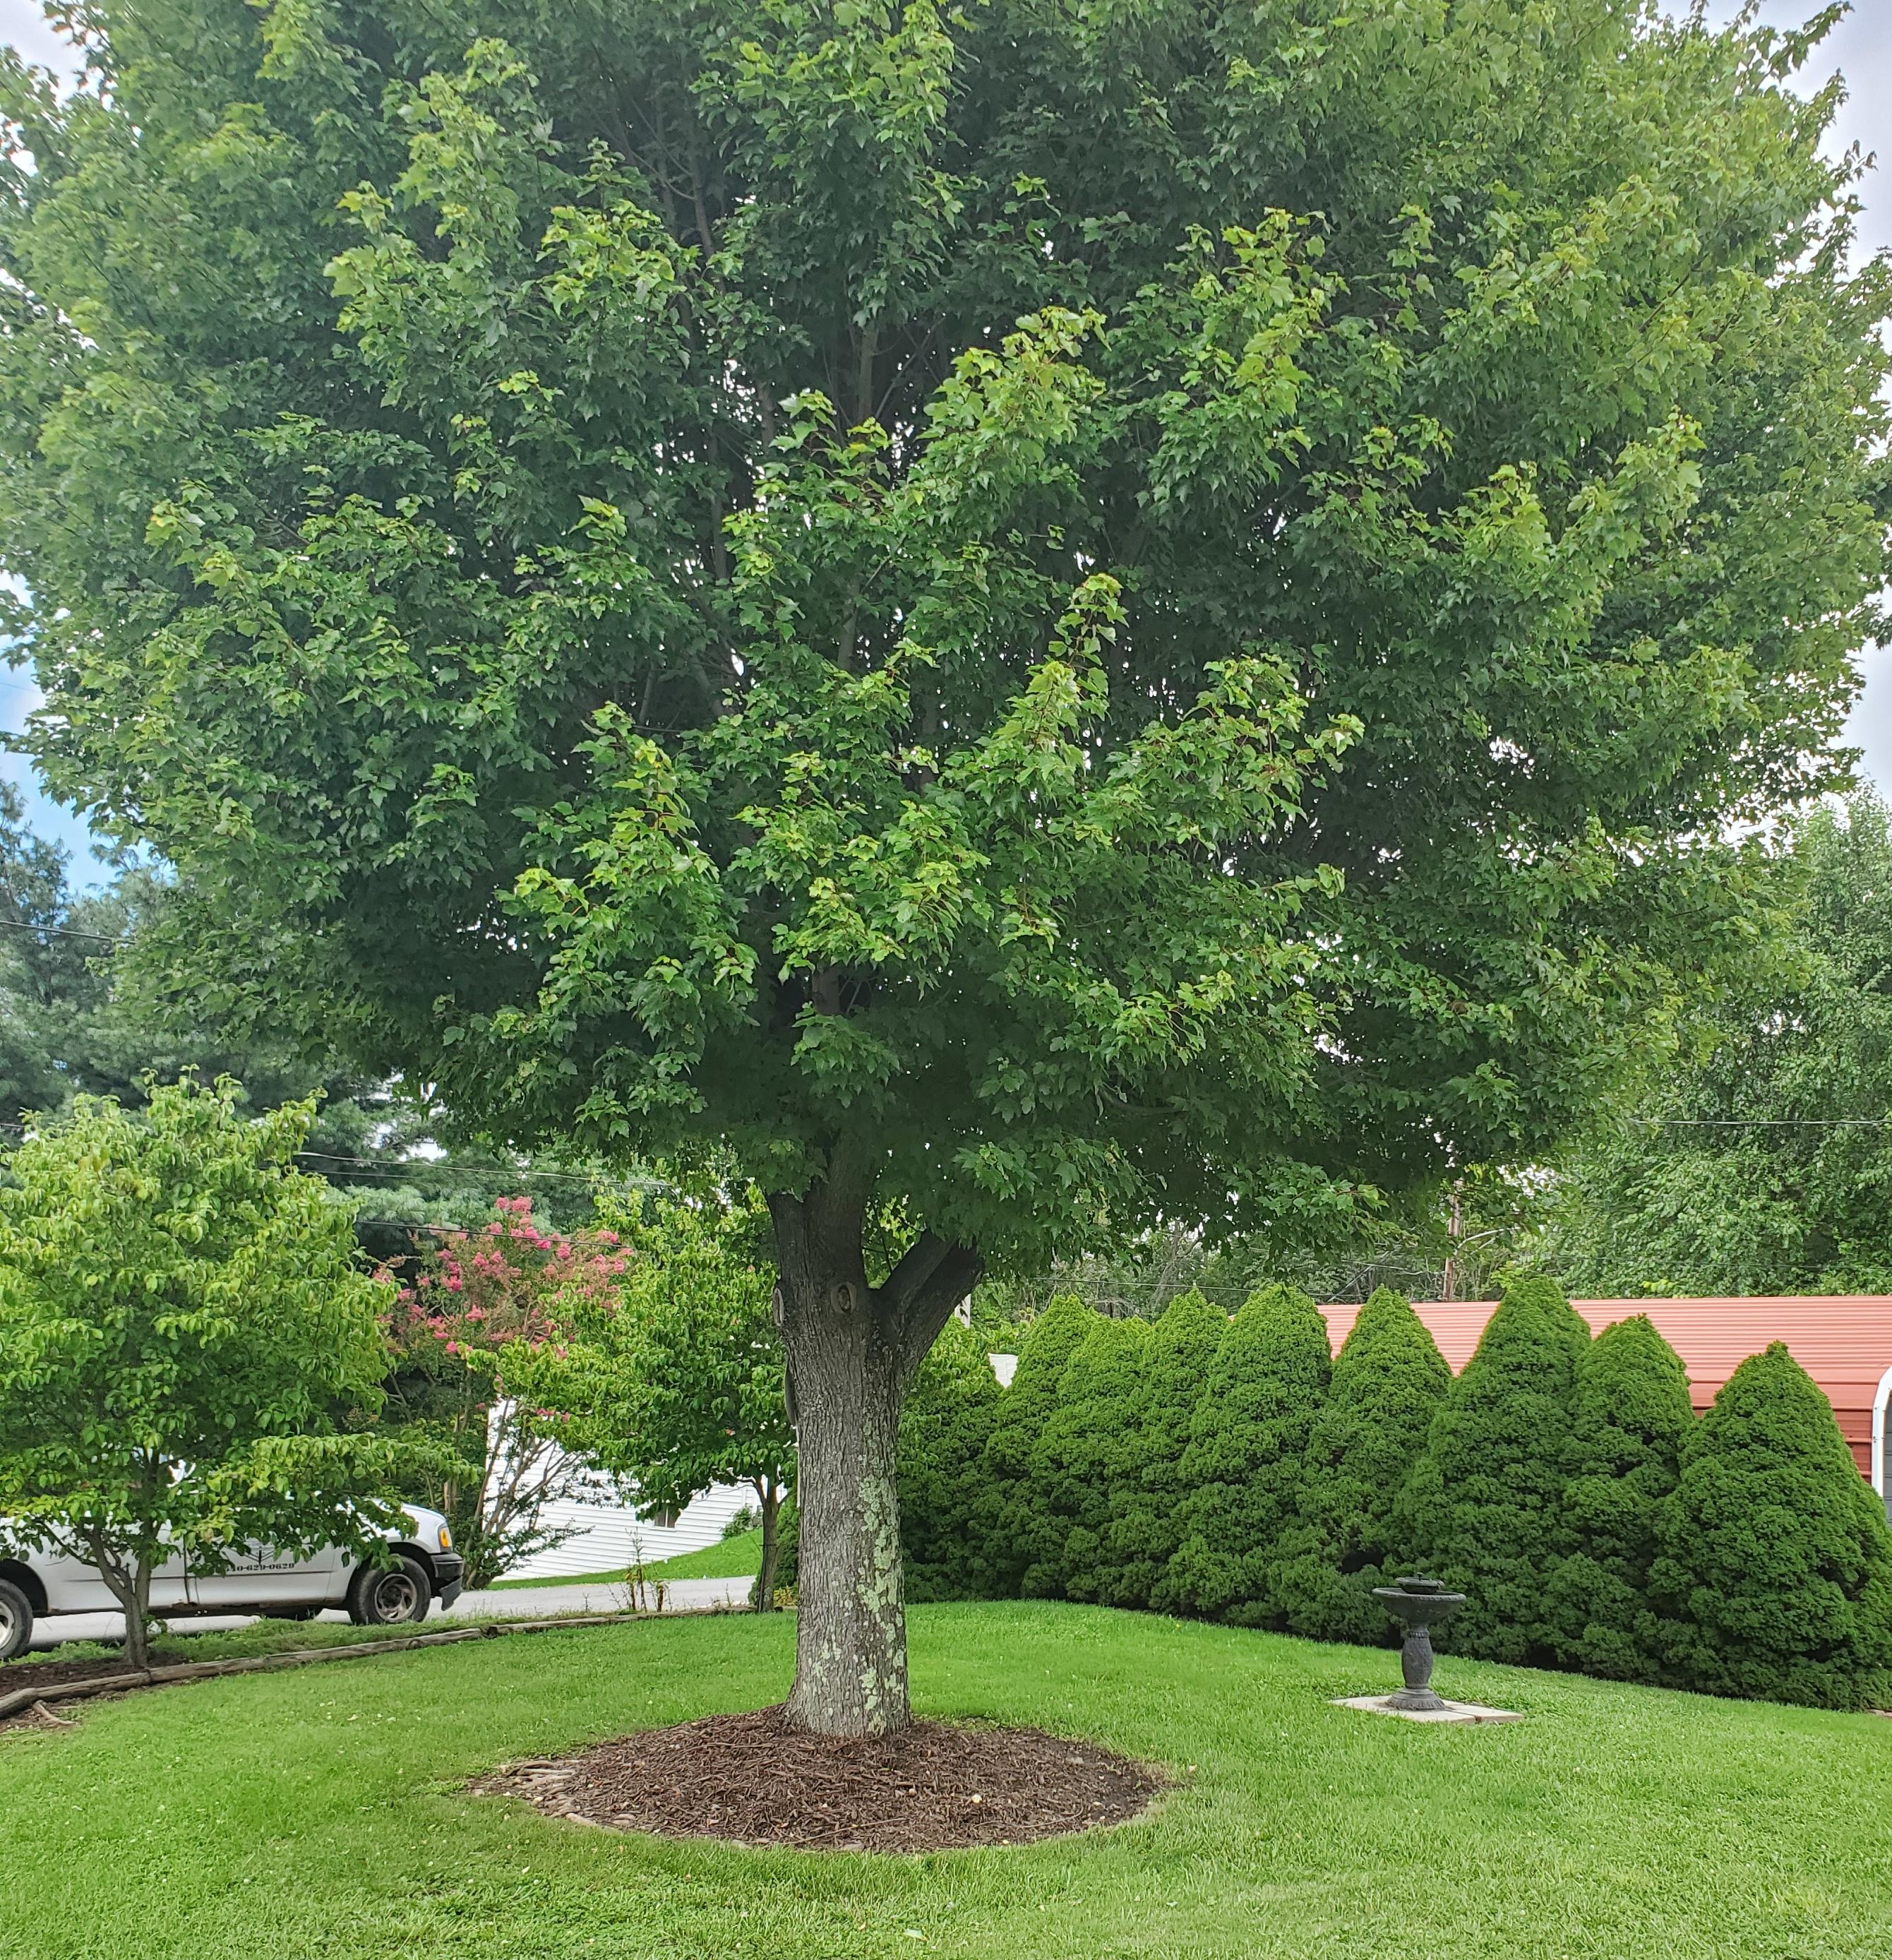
[1024,1314,1151,1600]
[1108,1289,1231,1611]
[1277,1288,1451,1644]
[982,1294,1097,1596]
[1167,1284,1332,1627]
[1405,1274,1591,1662]
[1546,1315,1696,1680]
[1651,1343,1892,1709]
[898,1320,1005,1603]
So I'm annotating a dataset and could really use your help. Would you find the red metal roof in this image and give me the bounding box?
[1317,1297,1892,1486]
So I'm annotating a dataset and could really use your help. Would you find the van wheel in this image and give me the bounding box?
[348,1556,431,1627]
[0,1578,33,1661]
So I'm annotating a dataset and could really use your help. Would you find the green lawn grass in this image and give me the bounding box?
[489,1528,762,1589]
[3,1602,1888,1960]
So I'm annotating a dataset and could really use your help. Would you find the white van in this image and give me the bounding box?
[0,1507,465,1660]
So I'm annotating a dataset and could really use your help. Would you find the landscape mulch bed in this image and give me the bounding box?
[474,1705,1165,1851]
[0,1656,133,1695]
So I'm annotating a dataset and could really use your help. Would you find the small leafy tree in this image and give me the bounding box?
[1025,1313,1150,1601]
[897,1318,1004,1603]
[1405,1275,1591,1662]
[982,1294,1096,1596]
[1545,1314,1695,1681]
[1168,1284,1331,1627]
[568,1185,794,1608]
[1110,1288,1229,1611]
[1650,1344,1892,1709]
[383,1195,629,1590]
[1277,1288,1451,1644]
[0,1077,397,1666]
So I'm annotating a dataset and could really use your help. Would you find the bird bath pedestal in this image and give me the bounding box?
[1332,1575,1523,1726]
[1372,1576,1463,1712]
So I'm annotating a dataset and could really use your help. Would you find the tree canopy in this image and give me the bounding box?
[0,1076,398,1665]
[1540,794,1892,1296]
[1,0,1884,1732]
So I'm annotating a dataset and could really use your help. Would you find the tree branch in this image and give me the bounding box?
[882,1231,984,1379]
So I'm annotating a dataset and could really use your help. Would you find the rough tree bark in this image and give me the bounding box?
[770,1161,981,1737]
[749,1476,784,1612]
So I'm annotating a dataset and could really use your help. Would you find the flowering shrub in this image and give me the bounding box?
[383,1197,631,1589]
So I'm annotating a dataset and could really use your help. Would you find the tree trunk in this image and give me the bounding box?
[751,1478,782,1611]
[779,1297,909,1731]
[91,1537,154,1671]
[770,1164,981,1738]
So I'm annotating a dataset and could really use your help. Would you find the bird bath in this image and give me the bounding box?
[1371,1575,1466,1713]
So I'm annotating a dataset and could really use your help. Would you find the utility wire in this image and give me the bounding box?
[1627,1116,1892,1128]
[0,917,125,945]
[293,1148,629,1191]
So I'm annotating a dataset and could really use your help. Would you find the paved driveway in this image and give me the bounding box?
[25,1574,752,1652]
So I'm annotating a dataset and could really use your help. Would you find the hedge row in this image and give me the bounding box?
[887,1281,1892,1709]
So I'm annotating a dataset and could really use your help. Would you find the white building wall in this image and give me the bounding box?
[508,1476,757,1581]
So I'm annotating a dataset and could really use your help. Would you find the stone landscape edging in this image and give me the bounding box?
[0,1608,698,1723]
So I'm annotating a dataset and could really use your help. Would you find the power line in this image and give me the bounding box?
[1627,1116,1892,1129]
[0,917,124,945]
[293,1149,626,1191]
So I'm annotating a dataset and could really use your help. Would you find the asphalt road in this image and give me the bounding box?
[25,1573,752,1652]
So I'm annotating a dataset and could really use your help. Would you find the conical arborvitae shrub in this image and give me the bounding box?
[1650,1343,1892,1709]
[1024,1314,1151,1600]
[1166,1283,1332,1627]
[1403,1274,1591,1663]
[899,1320,1005,1603]
[1276,1287,1451,1644]
[982,1293,1097,1596]
[1545,1314,1695,1682]
[1107,1288,1230,1611]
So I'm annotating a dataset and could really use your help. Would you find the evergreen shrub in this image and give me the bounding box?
[982,1293,1096,1596]
[1546,1314,1694,1680]
[899,1320,1006,1602]
[1026,1315,1151,1599]
[1651,1342,1892,1708]
[1404,1274,1591,1662]
[1166,1283,1331,1627]
[1276,1287,1451,1644]
[1109,1288,1229,1611]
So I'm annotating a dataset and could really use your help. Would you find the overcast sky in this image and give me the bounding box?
[0,0,1885,868]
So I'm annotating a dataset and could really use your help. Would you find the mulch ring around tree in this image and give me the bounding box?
[471,1705,1167,1852]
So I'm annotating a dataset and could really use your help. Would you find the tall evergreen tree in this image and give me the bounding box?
[1107,1288,1229,1611]
[982,1294,1096,1596]
[1277,1287,1451,1644]
[897,1319,1005,1603]
[1405,1275,1591,1662]
[1168,1283,1331,1627]
[1651,1343,1892,1709]
[1545,1314,1695,1681]
[1025,1313,1150,1600]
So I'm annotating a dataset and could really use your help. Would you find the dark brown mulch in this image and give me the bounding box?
[472,1705,1165,1852]
[0,1656,134,1694]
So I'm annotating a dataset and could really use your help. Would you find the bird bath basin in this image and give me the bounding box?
[1371,1575,1466,1712]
